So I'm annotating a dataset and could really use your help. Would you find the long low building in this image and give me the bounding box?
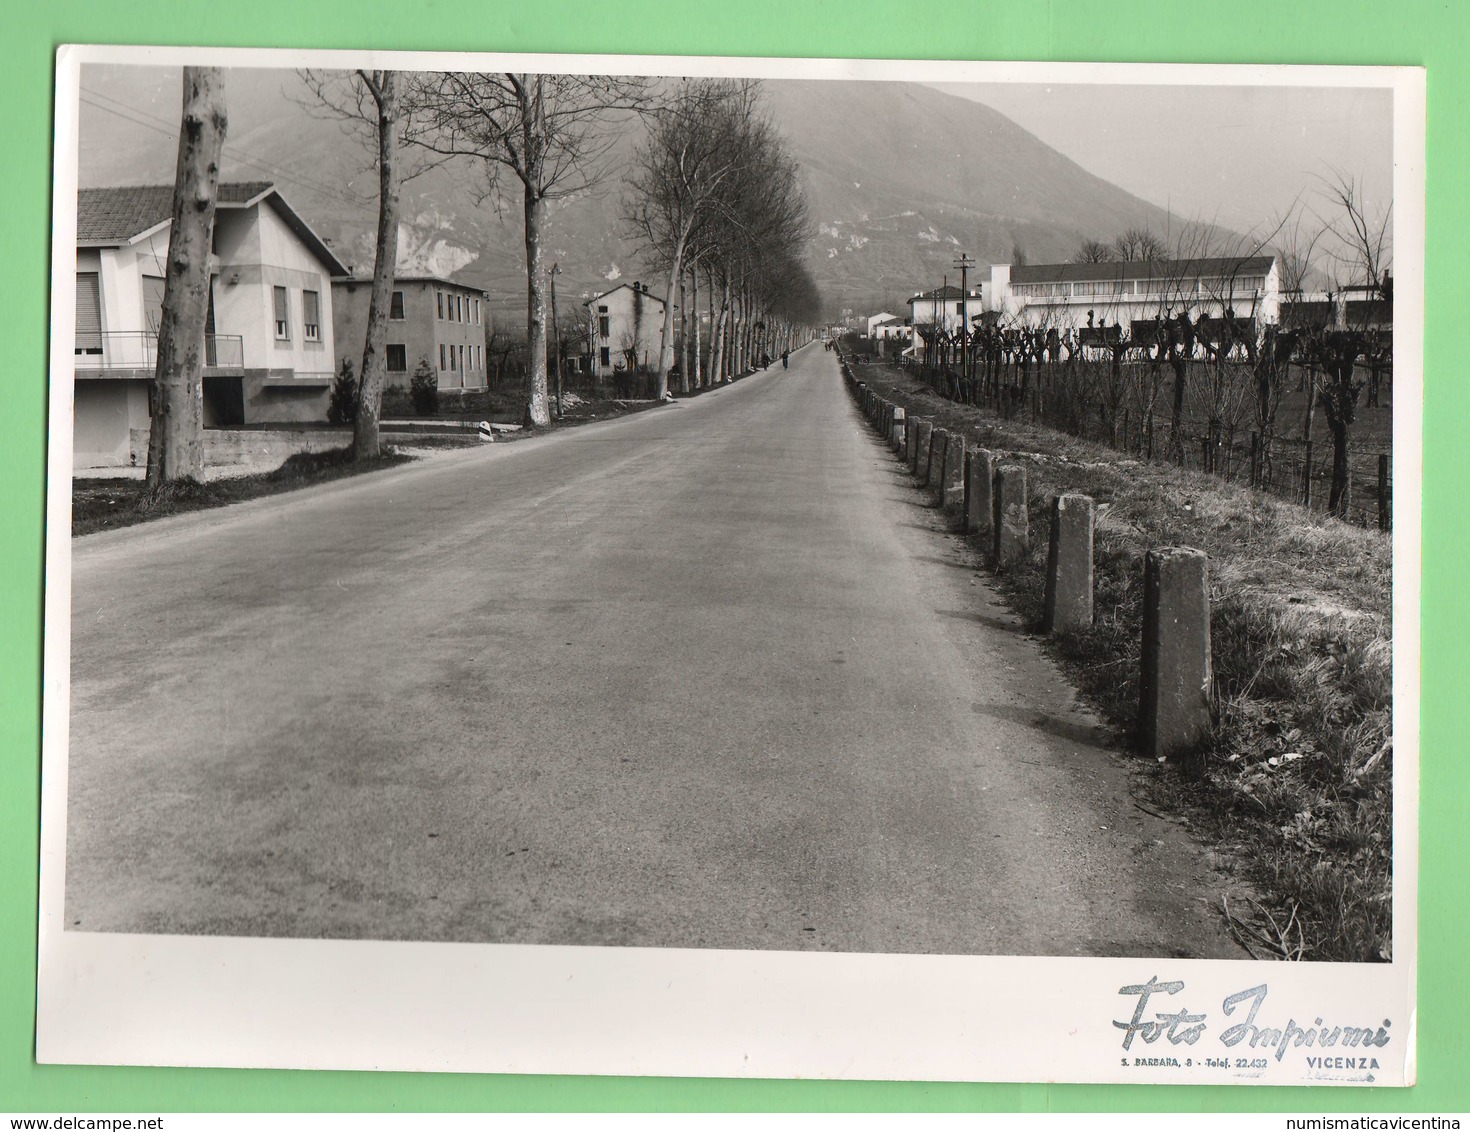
[986,255,1281,330]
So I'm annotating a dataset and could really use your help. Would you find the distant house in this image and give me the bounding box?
[871,316,911,342]
[1279,277,1393,335]
[904,284,983,357]
[73,181,347,470]
[584,281,666,380]
[906,285,984,336]
[332,275,490,392]
[865,311,899,337]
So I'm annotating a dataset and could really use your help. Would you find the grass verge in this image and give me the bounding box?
[72,446,415,536]
[851,358,1393,963]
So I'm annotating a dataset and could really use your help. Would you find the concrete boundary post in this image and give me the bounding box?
[1043,494,1095,634]
[891,407,906,451]
[942,433,966,510]
[1139,546,1212,762]
[926,429,946,489]
[965,447,996,537]
[992,463,1029,567]
[911,419,931,475]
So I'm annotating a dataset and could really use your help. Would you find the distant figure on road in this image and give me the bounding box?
[761,352,771,370]
[781,350,789,368]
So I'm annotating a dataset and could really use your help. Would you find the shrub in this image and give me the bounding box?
[410,356,439,416]
[327,357,358,425]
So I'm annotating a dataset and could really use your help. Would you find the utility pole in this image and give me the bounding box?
[549,262,562,418]
[954,252,975,381]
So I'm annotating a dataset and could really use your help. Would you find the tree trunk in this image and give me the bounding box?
[655,239,685,399]
[146,66,227,490]
[690,265,702,388]
[549,264,562,417]
[1328,415,1352,517]
[522,191,551,427]
[711,277,729,384]
[354,72,401,461]
[1168,355,1188,462]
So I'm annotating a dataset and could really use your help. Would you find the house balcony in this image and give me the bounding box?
[73,331,246,379]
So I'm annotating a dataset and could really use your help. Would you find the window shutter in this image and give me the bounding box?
[76,273,102,352]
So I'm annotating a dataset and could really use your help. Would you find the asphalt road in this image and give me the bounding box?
[64,344,1240,957]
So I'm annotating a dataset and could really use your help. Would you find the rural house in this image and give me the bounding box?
[331,275,490,392]
[871,316,911,342]
[73,181,347,470]
[906,284,984,337]
[584,281,666,380]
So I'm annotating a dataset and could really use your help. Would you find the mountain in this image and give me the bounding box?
[75,67,1183,320]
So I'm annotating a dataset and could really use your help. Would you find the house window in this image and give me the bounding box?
[598,314,610,338]
[473,298,481,325]
[303,290,321,342]
[955,302,964,314]
[273,286,290,339]
[389,291,405,320]
[436,291,444,320]
[141,275,166,335]
[386,344,407,372]
[600,346,610,367]
[439,344,446,370]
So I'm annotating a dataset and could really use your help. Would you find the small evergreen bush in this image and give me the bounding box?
[327,357,358,425]
[410,356,439,415]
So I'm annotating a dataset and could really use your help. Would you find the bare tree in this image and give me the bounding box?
[403,73,652,427]
[1304,172,1392,517]
[300,70,406,460]
[146,67,227,489]
[1071,237,1112,264]
[1112,226,1167,263]
[624,79,761,399]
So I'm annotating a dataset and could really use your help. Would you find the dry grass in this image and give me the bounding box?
[72,446,415,536]
[851,357,1394,962]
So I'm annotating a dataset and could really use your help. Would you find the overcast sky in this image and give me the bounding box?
[929,82,1394,238]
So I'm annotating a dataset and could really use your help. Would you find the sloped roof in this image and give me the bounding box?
[332,273,490,293]
[78,182,274,244]
[1010,255,1275,285]
[907,285,971,304]
[583,282,668,307]
[76,181,347,275]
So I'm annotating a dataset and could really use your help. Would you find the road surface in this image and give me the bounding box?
[63,344,1239,957]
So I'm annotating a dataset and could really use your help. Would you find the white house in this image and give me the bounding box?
[865,311,899,337]
[871,316,911,342]
[74,181,348,470]
[584,281,666,380]
[905,284,985,336]
[991,255,1281,333]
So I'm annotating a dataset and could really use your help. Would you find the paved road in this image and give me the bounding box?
[64,344,1239,957]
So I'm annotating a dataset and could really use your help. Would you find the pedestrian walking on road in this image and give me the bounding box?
[781,349,789,368]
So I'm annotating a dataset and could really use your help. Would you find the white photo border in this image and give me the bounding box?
[37,43,1425,1086]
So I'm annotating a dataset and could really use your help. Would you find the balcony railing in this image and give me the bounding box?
[74,331,245,372]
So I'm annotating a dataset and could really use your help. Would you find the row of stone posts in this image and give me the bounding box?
[850,378,1213,765]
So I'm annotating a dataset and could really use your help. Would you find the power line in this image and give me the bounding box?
[78,89,375,212]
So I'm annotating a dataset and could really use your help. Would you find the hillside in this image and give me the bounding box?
[76,66,1184,319]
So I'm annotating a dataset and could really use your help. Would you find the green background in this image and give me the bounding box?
[4,0,1463,1114]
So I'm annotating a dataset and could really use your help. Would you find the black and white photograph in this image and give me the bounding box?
[38,46,1422,1085]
